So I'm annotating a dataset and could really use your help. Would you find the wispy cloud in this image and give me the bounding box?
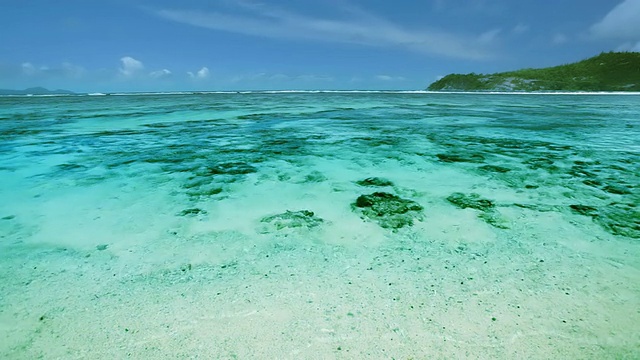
[512,23,529,35]
[62,62,86,78]
[21,62,38,76]
[477,29,501,45]
[188,67,210,79]
[552,33,569,45]
[119,56,144,77]
[230,72,333,84]
[149,69,172,79]
[591,0,640,40]
[296,74,334,82]
[20,61,86,78]
[616,41,640,52]
[375,75,406,81]
[153,2,497,59]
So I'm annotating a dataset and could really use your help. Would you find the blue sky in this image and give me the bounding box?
[1,0,639,92]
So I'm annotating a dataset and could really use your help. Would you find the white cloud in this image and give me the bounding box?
[269,73,290,81]
[149,69,172,78]
[375,75,406,81]
[478,29,501,45]
[617,41,640,51]
[432,0,447,12]
[230,72,294,83]
[591,0,640,40]
[153,4,497,60]
[512,23,529,35]
[188,66,210,79]
[119,56,144,77]
[590,1,640,53]
[20,61,85,78]
[22,62,37,75]
[552,33,568,45]
[197,67,209,78]
[230,72,333,84]
[62,62,86,78]
[230,72,266,83]
[296,74,334,82]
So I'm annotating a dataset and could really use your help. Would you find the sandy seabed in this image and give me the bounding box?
[1,93,639,359]
[2,189,639,359]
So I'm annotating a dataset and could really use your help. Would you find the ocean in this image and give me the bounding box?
[1,92,639,358]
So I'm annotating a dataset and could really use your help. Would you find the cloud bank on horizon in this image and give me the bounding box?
[0,0,639,91]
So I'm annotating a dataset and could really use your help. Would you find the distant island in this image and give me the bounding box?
[0,87,75,95]
[428,52,640,92]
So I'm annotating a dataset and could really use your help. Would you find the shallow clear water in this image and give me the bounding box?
[1,93,639,358]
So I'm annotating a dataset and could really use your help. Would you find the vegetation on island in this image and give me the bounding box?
[428,52,640,92]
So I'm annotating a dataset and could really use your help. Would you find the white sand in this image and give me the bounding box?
[2,202,639,359]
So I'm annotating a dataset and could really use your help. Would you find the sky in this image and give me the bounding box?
[1,0,639,92]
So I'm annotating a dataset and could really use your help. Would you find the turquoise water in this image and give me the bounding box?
[1,93,639,358]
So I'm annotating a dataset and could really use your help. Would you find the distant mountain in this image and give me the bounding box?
[428,52,640,92]
[0,87,76,95]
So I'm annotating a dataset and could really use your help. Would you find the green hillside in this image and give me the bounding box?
[428,52,640,92]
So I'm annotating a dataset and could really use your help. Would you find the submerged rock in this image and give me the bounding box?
[602,184,632,195]
[523,157,558,172]
[478,165,511,173]
[598,203,640,238]
[569,204,598,217]
[447,193,495,211]
[185,185,223,198]
[582,179,602,188]
[436,153,485,163]
[352,192,423,230]
[182,176,224,199]
[178,208,207,216]
[479,211,509,229]
[356,177,394,187]
[260,210,324,230]
[207,162,257,175]
[56,163,87,172]
[569,203,640,238]
[303,170,327,183]
[447,193,507,228]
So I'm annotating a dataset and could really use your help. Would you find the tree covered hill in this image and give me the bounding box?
[428,52,640,92]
